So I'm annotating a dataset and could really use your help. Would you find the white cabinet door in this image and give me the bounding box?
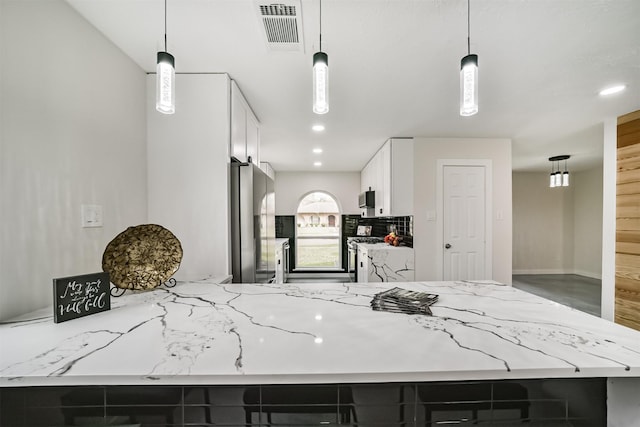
[377,141,391,216]
[231,83,247,162]
[372,148,382,216]
[361,159,372,193]
[360,138,414,217]
[246,111,260,165]
[360,160,374,217]
[389,138,413,216]
[230,81,260,166]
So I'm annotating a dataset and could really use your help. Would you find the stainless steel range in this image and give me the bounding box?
[349,237,384,244]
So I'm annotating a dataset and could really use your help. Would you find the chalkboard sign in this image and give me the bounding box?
[53,272,111,323]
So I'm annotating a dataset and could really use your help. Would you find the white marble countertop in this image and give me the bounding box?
[1,280,640,386]
[356,242,413,251]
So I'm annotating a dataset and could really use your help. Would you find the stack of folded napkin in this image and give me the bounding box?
[371,287,438,315]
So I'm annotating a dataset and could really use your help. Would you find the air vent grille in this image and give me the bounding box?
[263,16,299,43]
[255,1,304,52]
[260,4,296,16]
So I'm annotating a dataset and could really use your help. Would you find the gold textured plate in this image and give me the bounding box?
[102,224,183,290]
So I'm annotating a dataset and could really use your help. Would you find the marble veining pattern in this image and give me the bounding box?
[359,243,415,282]
[1,280,640,386]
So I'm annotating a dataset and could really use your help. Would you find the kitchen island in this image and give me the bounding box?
[1,280,639,425]
[356,243,414,282]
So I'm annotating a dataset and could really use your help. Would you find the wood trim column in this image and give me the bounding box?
[616,110,640,331]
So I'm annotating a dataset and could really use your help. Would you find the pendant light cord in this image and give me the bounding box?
[319,0,323,51]
[164,0,168,52]
[467,0,470,55]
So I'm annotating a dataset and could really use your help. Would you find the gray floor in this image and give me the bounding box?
[512,274,601,317]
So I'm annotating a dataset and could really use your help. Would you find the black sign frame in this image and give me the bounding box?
[53,272,111,323]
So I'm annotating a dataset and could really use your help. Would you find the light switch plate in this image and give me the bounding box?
[81,204,103,228]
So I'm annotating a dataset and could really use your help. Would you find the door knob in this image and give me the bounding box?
[445,243,452,249]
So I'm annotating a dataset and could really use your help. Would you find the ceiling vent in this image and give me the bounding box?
[255,1,305,52]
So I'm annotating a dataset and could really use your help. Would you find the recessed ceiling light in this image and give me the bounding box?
[312,124,325,132]
[599,85,626,96]
[313,148,323,154]
[314,161,322,167]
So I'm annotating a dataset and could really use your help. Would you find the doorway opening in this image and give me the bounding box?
[295,191,341,270]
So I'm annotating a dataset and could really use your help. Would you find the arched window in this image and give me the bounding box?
[296,192,341,269]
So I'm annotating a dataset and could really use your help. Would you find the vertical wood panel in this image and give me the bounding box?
[616,111,640,331]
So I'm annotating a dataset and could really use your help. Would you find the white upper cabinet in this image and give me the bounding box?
[230,84,246,161]
[377,141,390,216]
[360,158,375,217]
[230,81,260,165]
[360,138,414,217]
[361,161,372,193]
[246,112,259,165]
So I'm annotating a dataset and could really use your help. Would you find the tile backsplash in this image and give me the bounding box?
[359,216,413,246]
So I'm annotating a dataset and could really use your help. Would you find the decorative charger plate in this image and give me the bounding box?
[102,224,183,290]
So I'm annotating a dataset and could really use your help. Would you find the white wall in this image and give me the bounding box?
[573,167,603,279]
[512,167,603,279]
[512,172,574,274]
[602,118,617,320]
[413,138,513,284]
[147,74,231,281]
[274,172,361,215]
[0,0,147,320]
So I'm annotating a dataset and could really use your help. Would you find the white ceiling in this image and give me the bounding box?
[66,0,640,173]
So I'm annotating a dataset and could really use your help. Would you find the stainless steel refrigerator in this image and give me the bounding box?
[230,161,275,283]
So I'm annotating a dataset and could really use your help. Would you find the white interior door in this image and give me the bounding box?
[443,165,486,280]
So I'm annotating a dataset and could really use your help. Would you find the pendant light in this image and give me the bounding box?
[312,0,329,114]
[156,0,175,115]
[548,155,570,188]
[460,0,478,117]
[562,158,570,187]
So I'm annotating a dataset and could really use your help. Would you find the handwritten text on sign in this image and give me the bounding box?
[53,272,111,323]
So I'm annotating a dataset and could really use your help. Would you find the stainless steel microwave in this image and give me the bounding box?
[359,190,375,208]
